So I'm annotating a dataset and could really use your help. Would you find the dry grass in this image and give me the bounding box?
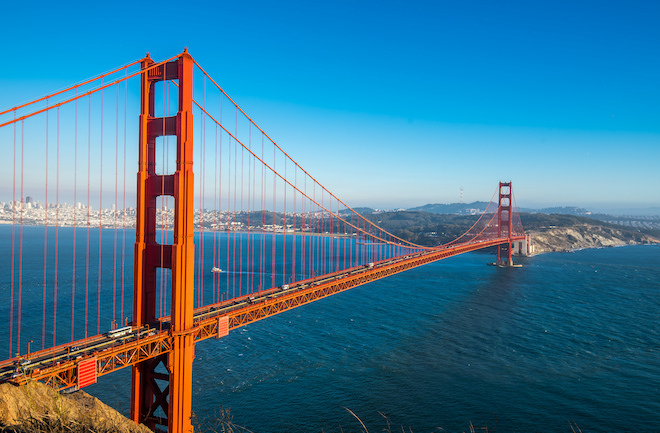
[1,417,124,433]
[192,408,253,433]
[341,408,500,433]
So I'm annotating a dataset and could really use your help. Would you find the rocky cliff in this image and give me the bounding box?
[529,224,659,254]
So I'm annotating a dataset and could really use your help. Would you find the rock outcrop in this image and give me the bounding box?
[529,224,659,254]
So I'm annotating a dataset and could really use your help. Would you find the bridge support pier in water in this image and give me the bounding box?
[132,50,195,433]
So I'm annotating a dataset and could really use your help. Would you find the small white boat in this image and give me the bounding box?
[211,267,223,273]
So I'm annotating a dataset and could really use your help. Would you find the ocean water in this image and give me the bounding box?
[186,246,659,433]
[91,245,660,432]
[0,225,410,353]
[2,226,659,432]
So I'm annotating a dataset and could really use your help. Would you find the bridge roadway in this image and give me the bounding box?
[0,236,522,390]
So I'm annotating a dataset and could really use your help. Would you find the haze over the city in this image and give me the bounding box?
[2,0,658,214]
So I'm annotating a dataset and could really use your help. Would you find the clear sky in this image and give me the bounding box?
[2,0,659,213]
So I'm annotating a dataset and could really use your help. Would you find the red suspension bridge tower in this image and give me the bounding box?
[496,181,514,266]
[132,50,195,433]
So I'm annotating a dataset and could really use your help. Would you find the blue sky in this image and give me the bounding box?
[2,0,659,213]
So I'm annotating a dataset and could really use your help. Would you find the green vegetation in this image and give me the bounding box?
[520,212,660,239]
[408,201,490,214]
[356,210,660,247]
[363,211,479,246]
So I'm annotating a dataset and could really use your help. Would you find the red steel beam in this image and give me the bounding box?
[131,49,196,433]
[12,237,522,391]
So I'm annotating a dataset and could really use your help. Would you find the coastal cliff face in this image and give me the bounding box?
[529,224,659,254]
[0,381,149,433]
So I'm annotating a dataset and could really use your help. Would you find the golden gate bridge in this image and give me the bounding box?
[0,50,526,433]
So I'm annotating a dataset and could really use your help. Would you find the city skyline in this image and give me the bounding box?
[2,0,659,213]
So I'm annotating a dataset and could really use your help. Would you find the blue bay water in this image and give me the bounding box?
[184,246,660,433]
[1,225,659,431]
[0,225,405,352]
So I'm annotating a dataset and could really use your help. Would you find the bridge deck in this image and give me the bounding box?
[0,237,523,390]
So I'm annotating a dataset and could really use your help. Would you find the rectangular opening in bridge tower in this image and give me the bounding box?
[154,136,178,176]
[132,51,195,433]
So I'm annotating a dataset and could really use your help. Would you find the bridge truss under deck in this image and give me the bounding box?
[4,236,523,391]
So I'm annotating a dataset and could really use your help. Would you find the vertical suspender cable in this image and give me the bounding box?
[239,123,244,298]
[235,115,240,296]
[313,184,317,277]
[72,92,78,341]
[331,201,335,272]
[121,71,127,325]
[246,125,251,294]
[229,131,233,297]
[310,184,314,278]
[226,134,231,300]
[260,135,265,292]
[245,140,251,295]
[97,83,103,335]
[202,91,207,305]
[233,136,237,298]
[85,95,91,340]
[42,99,49,351]
[320,190,324,276]
[113,84,119,328]
[349,211,353,268]
[343,202,347,270]
[53,107,60,347]
[309,184,313,278]
[213,124,218,303]
[200,78,207,307]
[272,144,276,289]
[292,167,296,282]
[198,99,202,306]
[18,120,24,355]
[222,97,228,302]
[218,122,224,301]
[283,159,286,286]
[10,112,16,358]
[328,195,331,274]
[252,142,257,294]
[302,176,306,279]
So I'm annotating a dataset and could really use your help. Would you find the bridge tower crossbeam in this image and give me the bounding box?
[132,50,195,433]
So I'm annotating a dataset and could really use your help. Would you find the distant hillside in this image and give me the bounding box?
[364,211,479,246]
[362,210,660,250]
[340,207,375,215]
[590,206,660,216]
[407,201,490,215]
[586,213,660,231]
[535,206,592,215]
[520,212,660,238]
[409,203,595,216]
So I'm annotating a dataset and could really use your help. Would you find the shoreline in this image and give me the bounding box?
[527,225,660,255]
[2,220,658,255]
